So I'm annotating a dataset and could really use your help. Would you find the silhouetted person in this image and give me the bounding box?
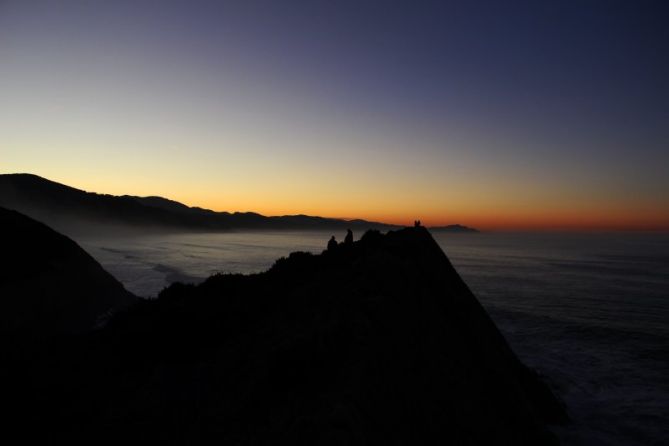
[327,236,338,251]
[344,229,353,245]
[414,220,421,227]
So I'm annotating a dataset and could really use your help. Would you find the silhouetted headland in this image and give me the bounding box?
[0,206,136,334]
[1,216,565,443]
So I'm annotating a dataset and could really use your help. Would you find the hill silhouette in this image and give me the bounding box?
[0,207,136,334]
[2,224,565,444]
[429,224,479,233]
[0,173,400,234]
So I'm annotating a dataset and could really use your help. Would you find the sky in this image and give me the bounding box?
[1,0,668,230]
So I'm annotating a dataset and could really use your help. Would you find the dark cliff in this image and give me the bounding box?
[2,227,566,445]
[0,207,136,334]
[2,225,565,444]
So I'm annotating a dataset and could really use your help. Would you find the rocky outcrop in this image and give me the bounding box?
[2,225,565,444]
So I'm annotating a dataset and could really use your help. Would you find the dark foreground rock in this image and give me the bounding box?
[2,225,566,444]
[0,207,136,334]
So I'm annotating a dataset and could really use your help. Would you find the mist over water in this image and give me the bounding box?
[79,231,334,297]
[77,230,669,445]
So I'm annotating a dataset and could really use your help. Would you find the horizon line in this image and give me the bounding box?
[3,172,669,233]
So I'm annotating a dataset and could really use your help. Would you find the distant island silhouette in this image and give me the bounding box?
[428,224,479,233]
[0,173,479,235]
[1,209,563,443]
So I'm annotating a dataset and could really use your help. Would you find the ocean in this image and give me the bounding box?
[77,230,669,445]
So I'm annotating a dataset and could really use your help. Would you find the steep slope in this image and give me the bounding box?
[6,226,565,443]
[0,207,136,333]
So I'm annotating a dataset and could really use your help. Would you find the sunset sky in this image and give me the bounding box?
[1,1,668,230]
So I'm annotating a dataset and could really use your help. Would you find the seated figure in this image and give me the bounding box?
[344,229,353,245]
[327,236,338,251]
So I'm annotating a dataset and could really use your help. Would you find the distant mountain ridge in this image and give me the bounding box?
[0,173,398,233]
[0,173,479,234]
[128,195,207,214]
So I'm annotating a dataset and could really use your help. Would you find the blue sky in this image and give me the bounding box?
[1,0,667,228]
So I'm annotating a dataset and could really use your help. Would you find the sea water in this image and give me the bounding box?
[77,230,669,445]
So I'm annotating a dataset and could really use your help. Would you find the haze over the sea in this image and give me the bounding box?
[1,0,668,230]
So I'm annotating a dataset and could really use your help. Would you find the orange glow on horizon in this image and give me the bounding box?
[6,171,669,232]
[186,198,669,232]
[2,2,668,235]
